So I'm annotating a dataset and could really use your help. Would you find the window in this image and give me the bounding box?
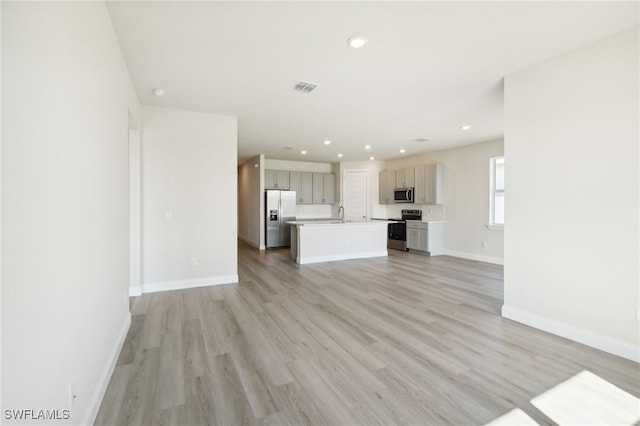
[489,156,504,229]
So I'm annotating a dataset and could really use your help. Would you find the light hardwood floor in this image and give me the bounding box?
[95,242,640,425]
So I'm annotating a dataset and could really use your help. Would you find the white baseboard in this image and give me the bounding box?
[82,312,131,426]
[502,305,639,363]
[442,249,504,265]
[141,274,239,294]
[298,251,387,265]
[129,285,142,297]
[238,235,261,250]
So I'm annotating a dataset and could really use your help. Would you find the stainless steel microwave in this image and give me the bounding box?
[394,187,414,203]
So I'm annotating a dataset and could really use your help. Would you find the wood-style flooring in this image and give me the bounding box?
[95,242,640,425]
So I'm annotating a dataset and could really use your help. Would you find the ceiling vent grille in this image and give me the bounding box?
[293,81,318,93]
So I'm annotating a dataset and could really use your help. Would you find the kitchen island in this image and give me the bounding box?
[288,220,390,264]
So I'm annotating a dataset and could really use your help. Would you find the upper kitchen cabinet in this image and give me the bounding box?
[395,168,415,188]
[414,163,444,204]
[265,170,290,190]
[289,171,313,204]
[379,170,395,204]
[414,166,427,204]
[312,173,336,204]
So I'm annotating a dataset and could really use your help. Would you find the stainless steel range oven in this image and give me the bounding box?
[388,209,422,251]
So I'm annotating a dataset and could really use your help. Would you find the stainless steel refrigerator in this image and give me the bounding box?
[265,190,297,249]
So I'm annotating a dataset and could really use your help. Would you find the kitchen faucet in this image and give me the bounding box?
[338,205,345,222]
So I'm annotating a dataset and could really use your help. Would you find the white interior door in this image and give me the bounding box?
[343,170,368,221]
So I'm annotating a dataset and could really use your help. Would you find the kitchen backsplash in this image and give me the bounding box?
[385,203,446,221]
[295,204,333,218]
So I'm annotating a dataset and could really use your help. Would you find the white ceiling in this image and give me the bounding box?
[107,1,639,164]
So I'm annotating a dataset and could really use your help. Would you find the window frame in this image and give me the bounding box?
[488,156,504,230]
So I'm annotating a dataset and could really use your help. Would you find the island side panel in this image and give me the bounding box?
[296,223,388,264]
[290,224,298,260]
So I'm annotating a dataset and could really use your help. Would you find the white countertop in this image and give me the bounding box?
[287,220,390,226]
[289,218,444,225]
[292,217,343,222]
[372,217,446,223]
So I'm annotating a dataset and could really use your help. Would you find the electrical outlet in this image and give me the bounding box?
[481,241,488,248]
[165,210,173,220]
[191,257,198,266]
[68,382,77,410]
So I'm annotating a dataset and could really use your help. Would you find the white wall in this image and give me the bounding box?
[265,159,332,173]
[259,155,266,249]
[238,156,262,248]
[129,126,142,295]
[141,106,238,292]
[2,2,139,424]
[0,1,3,409]
[385,139,505,264]
[503,26,639,361]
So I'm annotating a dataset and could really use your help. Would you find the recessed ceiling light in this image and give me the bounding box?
[324,140,331,145]
[461,124,472,130]
[152,88,166,97]
[337,153,343,158]
[300,150,307,155]
[369,156,375,160]
[348,35,368,49]
[400,149,406,154]
[364,145,371,150]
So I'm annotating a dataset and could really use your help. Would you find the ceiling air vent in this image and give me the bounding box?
[293,81,318,93]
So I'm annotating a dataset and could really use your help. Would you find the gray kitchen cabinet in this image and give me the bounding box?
[395,168,415,188]
[426,163,444,204]
[289,171,313,204]
[323,173,336,204]
[406,227,418,250]
[406,222,429,252]
[312,173,336,204]
[406,221,444,255]
[379,170,395,204]
[414,163,444,204]
[264,170,290,189]
[414,166,427,204]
